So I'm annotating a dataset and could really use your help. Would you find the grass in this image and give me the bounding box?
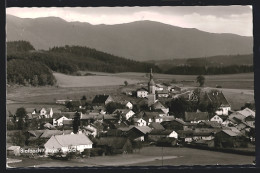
[6,72,254,115]
[8,147,255,167]
[54,72,143,88]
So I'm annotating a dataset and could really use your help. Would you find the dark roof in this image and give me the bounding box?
[63,119,73,125]
[92,95,111,104]
[148,122,165,130]
[185,112,209,122]
[197,121,222,128]
[149,129,174,135]
[137,87,148,92]
[206,90,230,107]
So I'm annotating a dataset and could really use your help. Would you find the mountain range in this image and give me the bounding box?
[6,14,253,61]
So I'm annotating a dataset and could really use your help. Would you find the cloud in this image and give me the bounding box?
[6,6,252,36]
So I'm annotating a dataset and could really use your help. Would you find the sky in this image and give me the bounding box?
[6,6,253,36]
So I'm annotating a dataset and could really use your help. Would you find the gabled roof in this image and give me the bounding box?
[206,90,230,107]
[44,133,93,149]
[40,130,63,138]
[221,130,240,137]
[149,129,174,135]
[185,112,209,122]
[237,108,255,117]
[137,87,148,92]
[63,119,73,125]
[152,101,168,109]
[92,95,111,104]
[132,126,152,134]
[148,122,165,130]
[157,90,169,94]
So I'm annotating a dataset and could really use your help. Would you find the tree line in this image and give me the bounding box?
[165,65,253,75]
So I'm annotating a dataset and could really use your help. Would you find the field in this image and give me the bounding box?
[53,72,143,88]
[6,72,254,114]
[8,147,255,168]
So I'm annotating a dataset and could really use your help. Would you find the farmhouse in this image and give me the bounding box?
[92,95,113,105]
[157,90,169,98]
[113,109,135,120]
[161,119,194,131]
[119,100,133,109]
[133,117,147,126]
[205,90,231,115]
[151,101,169,114]
[53,115,72,126]
[184,112,209,123]
[96,137,133,154]
[127,126,152,141]
[149,129,178,141]
[44,133,93,154]
[136,88,148,98]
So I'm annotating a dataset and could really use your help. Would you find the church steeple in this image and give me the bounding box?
[148,68,155,94]
[150,68,153,79]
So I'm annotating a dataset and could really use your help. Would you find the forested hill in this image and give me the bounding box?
[7,15,253,61]
[7,41,160,86]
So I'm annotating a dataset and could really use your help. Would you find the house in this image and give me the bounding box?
[151,101,169,114]
[194,139,215,148]
[148,122,165,130]
[96,137,133,154]
[177,130,194,143]
[113,109,135,120]
[155,84,164,91]
[204,90,231,115]
[92,95,113,105]
[136,88,148,98]
[196,121,222,129]
[228,112,246,125]
[44,133,93,155]
[184,112,209,123]
[63,119,73,129]
[127,126,152,141]
[92,106,106,114]
[39,108,54,118]
[53,116,72,126]
[222,119,235,127]
[149,129,178,142]
[214,129,244,148]
[133,117,147,126]
[237,108,255,117]
[161,119,194,131]
[119,100,133,109]
[192,129,218,141]
[157,90,169,98]
[56,99,72,105]
[210,115,224,124]
[7,146,21,156]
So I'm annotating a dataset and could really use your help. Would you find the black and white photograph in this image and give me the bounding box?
[6,5,255,168]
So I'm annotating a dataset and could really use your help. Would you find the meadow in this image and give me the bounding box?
[6,72,254,114]
[8,147,255,167]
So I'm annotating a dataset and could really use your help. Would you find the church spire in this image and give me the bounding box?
[150,68,153,79]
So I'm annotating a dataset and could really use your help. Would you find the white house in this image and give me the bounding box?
[133,118,147,126]
[53,116,72,126]
[44,133,93,155]
[113,109,135,120]
[167,130,178,139]
[210,115,223,124]
[137,88,148,98]
[125,102,133,109]
[40,108,54,118]
[155,84,164,91]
